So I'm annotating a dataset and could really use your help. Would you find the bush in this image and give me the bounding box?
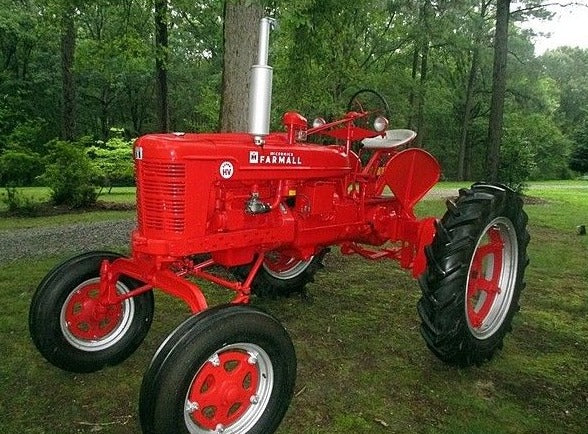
[569,124,588,174]
[498,138,535,193]
[86,131,135,192]
[0,149,44,186]
[1,186,40,216]
[43,141,98,208]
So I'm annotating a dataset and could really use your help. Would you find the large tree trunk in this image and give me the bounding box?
[458,47,479,181]
[219,0,264,132]
[486,0,510,182]
[154,0,169,132]
[407,0,430,147]
[406,44,420,130]
[414,39,429,148]
[60,1,76,141]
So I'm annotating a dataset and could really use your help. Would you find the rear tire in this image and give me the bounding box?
[29,251,154,373]
[139,305,296,434]
[234,250,326,298]
[417,183,529,367]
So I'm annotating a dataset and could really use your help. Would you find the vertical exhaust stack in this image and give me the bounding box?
[248,17,276,145]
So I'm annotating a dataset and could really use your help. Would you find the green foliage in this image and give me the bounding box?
[567,122,588,174]
[0,186,39,216]
[86,129,135,190]
[1,0,587,186]
[0,149,44,186]
[503,113,572,182]
[42,141,98,208]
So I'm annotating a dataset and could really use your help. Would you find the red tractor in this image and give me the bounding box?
[29,18,529,434]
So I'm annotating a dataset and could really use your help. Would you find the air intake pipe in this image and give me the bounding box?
[248,17,276,145]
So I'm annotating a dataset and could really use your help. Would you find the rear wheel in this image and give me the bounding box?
[417,183,530,367]
[29,251,154,372]
[234,250,326,298]
[140,305,296,434]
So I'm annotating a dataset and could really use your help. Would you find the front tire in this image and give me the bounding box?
[29,251,154,373]
[140,305,296,434]
[417,183,530,367]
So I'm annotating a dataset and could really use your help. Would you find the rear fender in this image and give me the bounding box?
[378,148,441,213]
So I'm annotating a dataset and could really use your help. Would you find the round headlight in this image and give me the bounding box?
[373,116,389,132]
[312,117,326,128]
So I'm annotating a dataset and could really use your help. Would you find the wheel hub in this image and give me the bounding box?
[59,277,135,352]
[184,343,274,433]
[187,350,260,430]
[466,217,518,339]
[64,282,122,340]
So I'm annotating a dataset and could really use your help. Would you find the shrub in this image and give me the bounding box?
[498,139,535,193]
[569,124,588,174]
[0,149,44,186]
[86,131,135,192]
[43,141,98,208]
[1,186,40,216]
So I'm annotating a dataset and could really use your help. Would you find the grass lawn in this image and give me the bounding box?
[0,187,136,230]
[0,181,586,433]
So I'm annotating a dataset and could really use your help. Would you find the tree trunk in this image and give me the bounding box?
[486,0,510,182]
[219,0,264,132]
[414,40,429,148]
[458,47,479,180]
[406,44,420,130]
[154,0,169,132]
[408,0,430,147]
[60,1,76,141]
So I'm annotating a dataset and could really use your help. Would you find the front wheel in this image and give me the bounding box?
[417,183,530,367]
[140,305,296,434]
[29,251,154,373]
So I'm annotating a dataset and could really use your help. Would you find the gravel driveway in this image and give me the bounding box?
[0,219,136,265]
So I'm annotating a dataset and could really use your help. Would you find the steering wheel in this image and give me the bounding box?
[346,89,391,128]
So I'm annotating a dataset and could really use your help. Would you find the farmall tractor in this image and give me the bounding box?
[29,18,529,434]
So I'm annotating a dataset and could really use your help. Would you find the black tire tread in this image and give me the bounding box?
[140,305,296,434]
[417,183,529,367]
[29,251,154,373]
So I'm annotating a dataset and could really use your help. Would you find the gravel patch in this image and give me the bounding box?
[0,219,136,265]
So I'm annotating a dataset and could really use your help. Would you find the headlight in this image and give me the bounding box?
[373,116,388,132]
[312,117,326,128]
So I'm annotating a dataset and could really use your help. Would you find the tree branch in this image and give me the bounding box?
[512,1,588,17]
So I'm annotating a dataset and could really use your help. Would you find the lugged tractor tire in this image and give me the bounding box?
[139,305,297,434]
[233,249,327,298]
[29,251,154,373]
[417,183,530,367]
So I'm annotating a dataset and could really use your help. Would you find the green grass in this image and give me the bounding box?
[0,181,586,433]
[0,186,136,212]
[0,186,136,229]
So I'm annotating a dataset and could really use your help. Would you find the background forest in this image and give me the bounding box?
[1,0,588,202]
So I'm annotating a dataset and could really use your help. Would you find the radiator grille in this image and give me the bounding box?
[137,161,186,233]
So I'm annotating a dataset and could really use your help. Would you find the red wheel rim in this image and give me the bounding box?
[467,227,503,328]
[466,217,518,339]
[63,282,122,340]
[184,344,273,432]
[263,251,313,279]
[60,278,134,351]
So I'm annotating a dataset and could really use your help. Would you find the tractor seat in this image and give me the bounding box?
[361,129,417,149]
